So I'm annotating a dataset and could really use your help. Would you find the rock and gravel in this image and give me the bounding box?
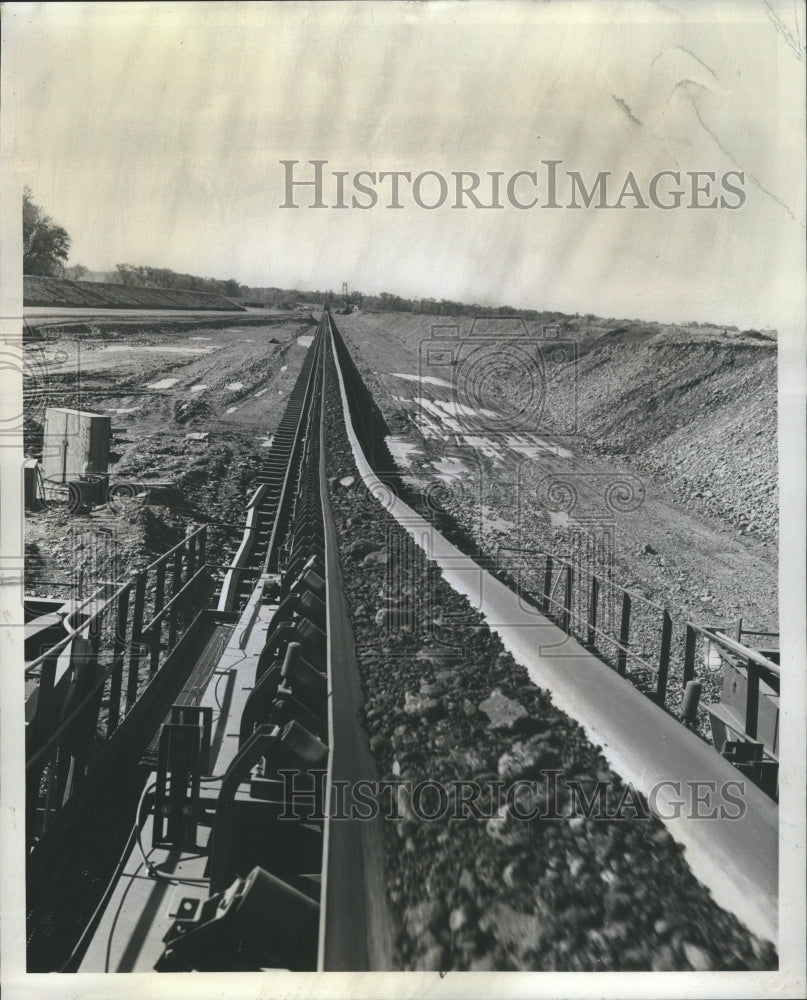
[323,350,776,972]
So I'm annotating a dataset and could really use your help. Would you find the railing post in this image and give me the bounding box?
[746,662,759,740]
[587,575,599,647]
[107,584,130,735]
[542,555,553,614]
[734,614,743,642]
[616,592,631,675]
[187,532,197,579]
[656,609,673,708]
[683,625,697,686]
[150,559,166,676]
[563,564,574,634]
[168,548,184,649]
[67,633,103,798]
[27,650,59,843]
[126,572,147,710]
[198,526,207,566]
[185,534,199,623]
[32,653,59,757]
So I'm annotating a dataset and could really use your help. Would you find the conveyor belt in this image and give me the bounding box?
[328,312,779,948]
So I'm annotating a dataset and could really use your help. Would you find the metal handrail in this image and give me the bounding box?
[24,526,207,677]
[25,582,131,677]
[711,630,780,677]
[498,544,668,616]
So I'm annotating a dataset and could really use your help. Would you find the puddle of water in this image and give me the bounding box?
[225,406,238,414]
[102,345,217,354]
[190,384,207,393]
[147,377,180,390]
[415,396,463,434]
[386,436,423,469]
[297,335,314,347]
[463,435,504,462]
[431,456,470,479]
[432,398,498,421]
[189,336,211,341]
[104,406,141,414]
[504,434,573,459]
[391,372,453,390]
[254,388,268,398]
[417,413,451,441]
[225,382,245,391]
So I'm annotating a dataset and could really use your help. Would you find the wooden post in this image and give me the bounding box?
[616,592,631,675]
[683,625,697,686]
[126,572,147,710]
[587,575,599,647]
[542,555,553,614]
[107,585,130,735]
[656,609,673,708]
[734,614,743,642]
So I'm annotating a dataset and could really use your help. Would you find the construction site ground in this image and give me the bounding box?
[23,307,778,740]
[24,311,315,598]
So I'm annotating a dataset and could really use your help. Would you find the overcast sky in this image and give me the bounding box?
[4,1,804,329]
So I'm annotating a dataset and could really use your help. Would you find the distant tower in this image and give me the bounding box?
[341,281,349,299]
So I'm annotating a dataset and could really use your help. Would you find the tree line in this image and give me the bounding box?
[23,188,70,276]
[21,188,559,319]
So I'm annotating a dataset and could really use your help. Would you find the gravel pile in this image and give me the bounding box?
[324,355,776,972]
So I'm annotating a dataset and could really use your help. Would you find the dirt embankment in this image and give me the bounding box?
[340,311,777,547]
[541,337,777,545]
[24,274,244,311]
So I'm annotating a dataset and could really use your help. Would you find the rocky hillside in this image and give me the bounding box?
[340,310,778,548]
[543,335,777,544]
